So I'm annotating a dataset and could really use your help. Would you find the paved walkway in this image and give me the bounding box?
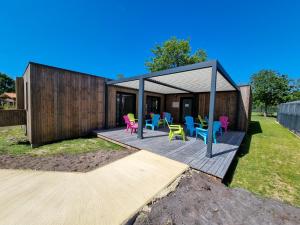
[0,150,188,225]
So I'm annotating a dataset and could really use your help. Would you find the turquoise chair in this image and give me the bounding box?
[195,121,221,144]
[163,112,173,127]
[145,114,161,130]
[184,116,200,136]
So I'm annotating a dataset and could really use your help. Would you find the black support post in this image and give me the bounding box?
[206,62,217,158]
[137,77,144,139]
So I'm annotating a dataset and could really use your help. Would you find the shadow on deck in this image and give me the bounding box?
[94,127,245,180]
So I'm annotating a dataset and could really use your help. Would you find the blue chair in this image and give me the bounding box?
[163,112,173,127]
[184,116,200,136]
[145,114,161,130]
[195,121,221,144]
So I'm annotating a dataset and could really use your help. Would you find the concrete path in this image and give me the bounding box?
[0,150,188,225]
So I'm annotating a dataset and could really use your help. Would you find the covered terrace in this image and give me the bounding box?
[96,60,251,179]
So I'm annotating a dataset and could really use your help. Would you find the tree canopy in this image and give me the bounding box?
[289,78,300,101]
[250,70,290,115]
[145,37,207,72]
[0,72,15,94]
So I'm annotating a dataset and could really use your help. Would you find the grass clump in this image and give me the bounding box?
[0,126,123,156]
[228,114,300,207]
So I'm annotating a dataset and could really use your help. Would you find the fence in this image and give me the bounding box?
[277,101,300,136]
[0,109,26,127]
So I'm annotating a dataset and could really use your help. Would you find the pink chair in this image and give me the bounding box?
[219,116,229,132]
[123,115,138,134]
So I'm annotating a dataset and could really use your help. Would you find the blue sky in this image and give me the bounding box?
[0,0,299,84]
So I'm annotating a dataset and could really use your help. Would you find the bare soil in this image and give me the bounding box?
[134,170,300,225]
[0,149,136,172]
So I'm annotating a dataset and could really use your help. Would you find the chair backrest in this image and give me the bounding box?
[219,116,229,126]
[127,113,135,122]
[123,115,131,126]
[164,112,172,122]
[198,115,206,127]
[185,116,194,128]
[152,114,160,126]
[213,121,221,132]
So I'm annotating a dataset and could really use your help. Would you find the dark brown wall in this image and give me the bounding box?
[0,109,26,126]
[107,86,165,128]
[24,63,105,146]
[16,77,24,109]
[165,91,239,129]
[237,85,252,131]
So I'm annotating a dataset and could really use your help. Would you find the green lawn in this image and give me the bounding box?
[229,114,300,207]
[0,126,123,156]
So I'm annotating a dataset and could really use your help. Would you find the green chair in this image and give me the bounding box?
[128,113,138,123]
[165,118,185,142]
[198,115,208,128]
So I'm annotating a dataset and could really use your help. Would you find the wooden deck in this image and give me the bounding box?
[94,128,245,180]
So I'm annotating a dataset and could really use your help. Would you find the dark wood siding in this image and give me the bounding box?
[25,63,105,146]
[0,109,26,126]
[165,91,239,129]
[107,86,165,128]
[16,77,24,109]
[237,85,252,131]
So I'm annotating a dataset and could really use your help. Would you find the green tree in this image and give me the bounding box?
[289,78,300,101]
[250,70,290,116]
[0,72,15,94]
[145,37,207,72]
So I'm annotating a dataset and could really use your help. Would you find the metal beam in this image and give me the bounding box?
[137,77,144,139]
[106,60,215,85]
[144,78,191,93]
[206,61,217,158]
[216,61,239,90]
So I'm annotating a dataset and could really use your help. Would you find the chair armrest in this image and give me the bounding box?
[145,119,151,123]
[169,125,182,128]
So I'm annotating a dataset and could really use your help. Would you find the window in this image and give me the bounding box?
[146,96,161,114]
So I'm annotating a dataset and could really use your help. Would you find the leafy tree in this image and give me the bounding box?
[0,72,15,94]
[289,78,300,101]
[145,37,207,72]
[250,70,290,116]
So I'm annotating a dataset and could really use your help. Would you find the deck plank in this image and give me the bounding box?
[94,128,245,180]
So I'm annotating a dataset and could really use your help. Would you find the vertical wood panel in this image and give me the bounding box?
[16,77,24,109]
[26,63,105,146]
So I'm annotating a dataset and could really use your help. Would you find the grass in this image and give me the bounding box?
[0,126,123,156]
[227,113,300,207]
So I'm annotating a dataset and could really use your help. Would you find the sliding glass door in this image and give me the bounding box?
[116,92,136,126]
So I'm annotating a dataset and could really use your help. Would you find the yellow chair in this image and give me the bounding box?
[128,113,138,123]
[198,115,208,128]
[165,119,185,142]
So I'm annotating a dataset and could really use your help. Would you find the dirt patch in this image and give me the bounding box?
[134,170,300,225]
[0,149,136,172]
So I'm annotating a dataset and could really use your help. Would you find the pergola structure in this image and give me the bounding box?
[107,60,239,158]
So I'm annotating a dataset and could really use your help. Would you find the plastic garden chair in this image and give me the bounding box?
[163,112,173,127]
[184,116,200,136]
[165,118,185,142]
[195,121,220,144]
[123,115,138,134]
[145,114,161,130]
[198,115,208,128]
[219,116,229,132]
[128,113,138,123]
